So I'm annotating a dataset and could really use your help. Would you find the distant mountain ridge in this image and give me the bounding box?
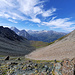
[11,27,67,43]
[27,30,67,43]
[11,27,38,41]
[0,26,35,56]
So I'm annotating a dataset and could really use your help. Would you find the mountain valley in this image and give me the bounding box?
[26,30,75,60]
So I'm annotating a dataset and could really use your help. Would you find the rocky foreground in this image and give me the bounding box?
[0,56,75,75]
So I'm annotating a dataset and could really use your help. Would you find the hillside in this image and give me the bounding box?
[26,30,75,60]
[30,41,49,48]
[0,26,35,56]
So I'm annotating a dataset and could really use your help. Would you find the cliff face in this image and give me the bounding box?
[0,26,35,56]
[26,30,75,60]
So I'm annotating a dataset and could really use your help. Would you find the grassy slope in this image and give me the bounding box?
[48,33,70,45]
[30,41,49,48]
[30,33,69,48]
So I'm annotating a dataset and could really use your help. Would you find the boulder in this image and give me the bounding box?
[5,56,9,60]
[17,58,21,60]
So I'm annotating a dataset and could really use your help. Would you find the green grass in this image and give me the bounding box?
[48,33,70,45]
[25,57,62,63]
[48,41,55,45]
[56,32,71,41]
[0,55,5,57]
[30,41,49,48]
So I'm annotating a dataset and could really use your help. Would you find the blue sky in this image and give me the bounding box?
[0,0,75,32]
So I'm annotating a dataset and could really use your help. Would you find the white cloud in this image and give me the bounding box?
[8,19,18,23]
[33,6,43,17]
[30,18,41,23]
[42,18,75,31]
[42,8,56,17]
[0,12,10,18]
[0,0,75,32]
[64,27,75,31]
[0,0,56,23]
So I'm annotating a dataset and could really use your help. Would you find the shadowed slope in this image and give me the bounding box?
[0,26,35,56]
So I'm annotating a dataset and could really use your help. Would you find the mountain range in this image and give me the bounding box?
[27,30,67,43]
[0,26,35,56]
[0,26,75,60]
[11,27,38,41]
[11,27,67,43]
[26,30,75,60]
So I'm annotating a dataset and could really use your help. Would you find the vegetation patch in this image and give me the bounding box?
[30,41,49,48]
[25,57,62,63]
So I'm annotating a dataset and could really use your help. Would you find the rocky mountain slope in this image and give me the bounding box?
[0,26,35,56]
[11,27,38,41]
[27,30,67,43]
[26,30,75,60]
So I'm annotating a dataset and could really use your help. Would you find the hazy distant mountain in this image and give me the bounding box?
[11,27,38,41]
[27,30,67,43]
[0,26,35,56]
[26,30,75,60]
[11,27,67,43]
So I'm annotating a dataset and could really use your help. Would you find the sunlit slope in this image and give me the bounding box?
[26,30,75,60]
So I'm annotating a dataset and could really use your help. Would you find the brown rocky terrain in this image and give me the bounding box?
[26,30,75,60]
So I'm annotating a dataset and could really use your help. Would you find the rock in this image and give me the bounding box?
[41,73,44,75]
[71,58,75,65]
[34,63,38,67]
[74,64,75,75]
[5,56,9,60]
[17,58,21,60]
[29,60,32,63]
[0,70,2,75]
[54,63,62,75]
[54,59,57,63]
[30,74,34,75]
[35,70,38,73]
[11,62,18,65]
[61,58,74,75]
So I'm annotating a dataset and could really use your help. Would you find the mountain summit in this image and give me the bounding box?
[11,27,38,41]
[26,30,75,60]
[0,26,35,56]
